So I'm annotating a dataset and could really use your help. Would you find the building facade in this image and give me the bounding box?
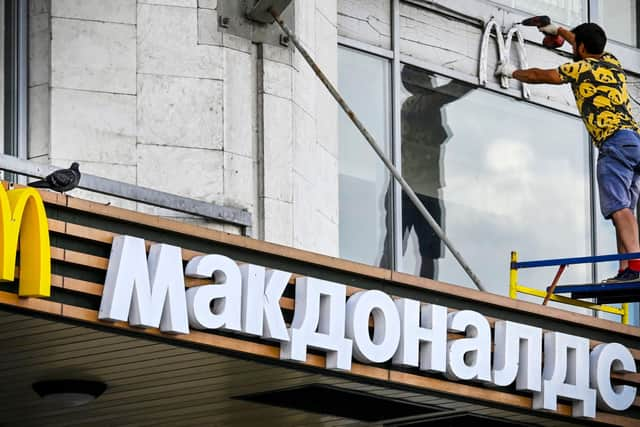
[4,0,640,300]
[3,0,640,425]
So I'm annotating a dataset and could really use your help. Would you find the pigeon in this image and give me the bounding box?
[29,162,81,193]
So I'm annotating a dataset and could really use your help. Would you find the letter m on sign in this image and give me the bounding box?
[478,17,530,99]
[0,185,51,297]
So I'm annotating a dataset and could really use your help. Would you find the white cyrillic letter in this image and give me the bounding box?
[492,320,542,391]
[392,298,447,373]
[346,290,401,364]
[99,235,189,334]
[533,332,596,418]
[280,277,352,370]
[446,310,492,382]
[590,343,637,412]
[185,254,242,332]
[240,264,290,342]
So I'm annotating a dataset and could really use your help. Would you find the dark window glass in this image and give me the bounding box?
[399,65,592,296]
[338,47,392,268]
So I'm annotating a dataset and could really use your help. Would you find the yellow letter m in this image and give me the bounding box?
[0,185,51,297]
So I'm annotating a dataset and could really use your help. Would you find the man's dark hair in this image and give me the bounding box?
[572,23,607,54]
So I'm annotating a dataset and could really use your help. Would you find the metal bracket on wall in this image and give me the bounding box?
[246,0,294,24]
[0,154,252,229]
[217,0,295,48]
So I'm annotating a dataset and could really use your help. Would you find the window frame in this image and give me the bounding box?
[337,45,395,268]
[3,0,29,172]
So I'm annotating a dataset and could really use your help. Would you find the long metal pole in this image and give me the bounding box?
[269,9,486,292]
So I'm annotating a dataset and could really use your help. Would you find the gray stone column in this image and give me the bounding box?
[28,0,340,255]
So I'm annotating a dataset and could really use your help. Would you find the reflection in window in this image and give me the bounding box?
[491,0,586,26]
[399,65,592,296]
[591,0,638,46]
[395,67,473,279]
[338,47,392,267]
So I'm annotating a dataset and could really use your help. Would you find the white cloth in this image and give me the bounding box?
[539,23,559,35]
[495,62,516,78]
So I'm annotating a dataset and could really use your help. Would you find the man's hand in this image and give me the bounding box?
[539,23,559,35]
[557,27,576,48]
[495,62,517,78]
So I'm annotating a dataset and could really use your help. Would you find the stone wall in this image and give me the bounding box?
[398,2,577,110]
[29,0,51,163]
[48,0,137,209]
[338,0,390,49]
[33,0,339,256]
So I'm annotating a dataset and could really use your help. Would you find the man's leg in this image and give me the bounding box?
[604,230,629,282]
[622,172,640,270]
[419,256,436,278]
[413,193,443,280]
[616,236,628,270]
[378,187,394,269]
[611,207,640,270]
[597,131,640,279]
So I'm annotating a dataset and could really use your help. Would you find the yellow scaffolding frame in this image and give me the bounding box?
[509,251,630,325]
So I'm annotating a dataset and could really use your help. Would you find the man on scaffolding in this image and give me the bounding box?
[497,21,640,283]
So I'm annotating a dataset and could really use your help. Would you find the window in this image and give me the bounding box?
[398,66,592,295]
[590,0,639,46]
[337,1,636,323]
[3,0,28,169]
[491,0,587,27]
[337,56,593,296]
[338,47,393,268]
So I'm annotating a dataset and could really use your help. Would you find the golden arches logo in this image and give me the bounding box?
[478,18,531,99]
[0,185,50,297]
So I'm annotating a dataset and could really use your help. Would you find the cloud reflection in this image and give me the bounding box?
[404,87,591,299]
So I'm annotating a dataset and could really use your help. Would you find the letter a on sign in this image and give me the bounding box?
[0,185,50,297]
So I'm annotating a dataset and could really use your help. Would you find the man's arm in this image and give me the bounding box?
[557,27,576,49]
[496,63,565,85]
[495,20,573,85]
[513,68,564,84]
[539,22,575,49]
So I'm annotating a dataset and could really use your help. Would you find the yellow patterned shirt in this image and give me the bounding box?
[558,53,639,147]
